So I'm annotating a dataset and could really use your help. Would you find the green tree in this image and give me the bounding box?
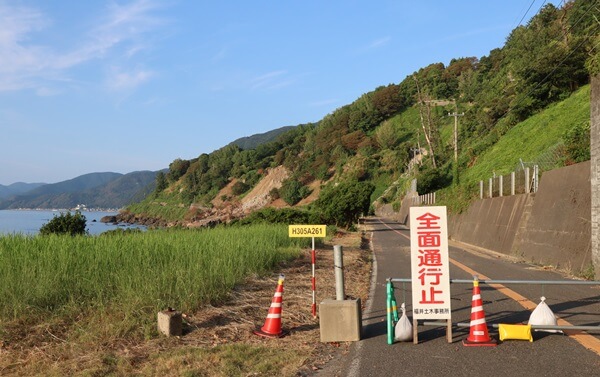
[39,211,87,236]
[372,84,405,118]
[154,171,168,196]
[315,180,375,228]
[375,120,399,149]
[167,158,190,182]
[231,181,250,196]
[279,179,310,205]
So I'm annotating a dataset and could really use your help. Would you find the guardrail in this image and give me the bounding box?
[386,277,600,345]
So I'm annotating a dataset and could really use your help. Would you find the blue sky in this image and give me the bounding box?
[0,0,557,185]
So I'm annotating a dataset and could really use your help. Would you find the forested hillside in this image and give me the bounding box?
[0,171,158,210]
[127,0,599,227]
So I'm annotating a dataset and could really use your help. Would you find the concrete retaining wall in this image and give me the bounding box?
[591,75,600,278]
[448,194,531,255]
[513,161,591,272]
[445,161,591,275]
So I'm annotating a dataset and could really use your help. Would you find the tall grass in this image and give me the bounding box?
[0,224,307,321]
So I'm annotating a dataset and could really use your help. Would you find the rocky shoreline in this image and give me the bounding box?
[99,212,170,228]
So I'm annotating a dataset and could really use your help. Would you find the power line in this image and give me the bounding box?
[491,1,599,121]
[514,0,539,29]
[560,0,600,40]
[533,1,549,22]
[509,22,599,113]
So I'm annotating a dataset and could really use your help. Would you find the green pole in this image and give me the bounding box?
[386,279,394,345]
[391,290,399,323]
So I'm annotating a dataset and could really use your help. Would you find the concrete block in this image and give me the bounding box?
[319,298,361,342]
[158,308,182,337]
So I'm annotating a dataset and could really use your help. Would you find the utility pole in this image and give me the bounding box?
[448,100,464,185]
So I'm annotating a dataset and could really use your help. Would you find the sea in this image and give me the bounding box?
[0,209,144,236]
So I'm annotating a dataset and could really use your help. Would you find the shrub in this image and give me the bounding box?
[279,179,311,205]
[231,181,250,196]
[315,180,375,228]
[233,207,322,225]
[269,188,280,200]
[39,211,88,236]
[564,121,590,164]
[417,163,451,194]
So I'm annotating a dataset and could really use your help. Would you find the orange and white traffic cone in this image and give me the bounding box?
[254,274,288,338]
[463,276,497,347]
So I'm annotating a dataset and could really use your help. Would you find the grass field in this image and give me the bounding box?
[0,225,307,326]
[0,224,368,376]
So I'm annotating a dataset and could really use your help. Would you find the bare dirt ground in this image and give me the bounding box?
[174,229,372,376]
[188,166,293,227]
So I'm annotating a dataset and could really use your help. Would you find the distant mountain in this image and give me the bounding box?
[0,171,158,210]
[0,182,46,200]
[230,126,296,150]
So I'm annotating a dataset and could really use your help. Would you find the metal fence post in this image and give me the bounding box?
[480,181,483,199]
[499,175,503,197]
[489,178,493,198]
[511,171,515,196]
[525,167,530,193]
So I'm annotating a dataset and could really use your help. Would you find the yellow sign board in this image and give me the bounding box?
[288,225,327,238]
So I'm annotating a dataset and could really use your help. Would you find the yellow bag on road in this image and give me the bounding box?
[498,324,533,342]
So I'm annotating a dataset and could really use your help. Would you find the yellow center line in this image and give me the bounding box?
[377,218,600,356]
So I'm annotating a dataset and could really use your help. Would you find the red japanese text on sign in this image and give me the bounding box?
[410,207,451,320]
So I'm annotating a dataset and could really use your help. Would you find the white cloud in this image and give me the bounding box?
[211,46,228,63]
[368,36,391,49]
[106,67,154,91]
[248,70,296,91]
[0,3,52,79]
[36,87,61,97]
[0,0,167,93]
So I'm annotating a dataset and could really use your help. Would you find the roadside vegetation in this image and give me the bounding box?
[0,225,307,323]
[0,225,368,376]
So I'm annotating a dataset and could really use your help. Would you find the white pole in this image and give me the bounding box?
[511,172,515,196]
[334,245,345,300]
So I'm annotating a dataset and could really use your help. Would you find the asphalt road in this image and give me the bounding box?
[330,217,600,377]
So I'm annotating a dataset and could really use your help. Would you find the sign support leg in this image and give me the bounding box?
[413,318,419,344]
[311,236,317,318]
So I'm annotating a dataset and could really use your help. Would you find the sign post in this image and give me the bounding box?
[289,225,327,318]
[409,206,452,343]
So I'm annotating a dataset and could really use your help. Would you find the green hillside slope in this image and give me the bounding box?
[463,84,590,183]
[126,0,596,226]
